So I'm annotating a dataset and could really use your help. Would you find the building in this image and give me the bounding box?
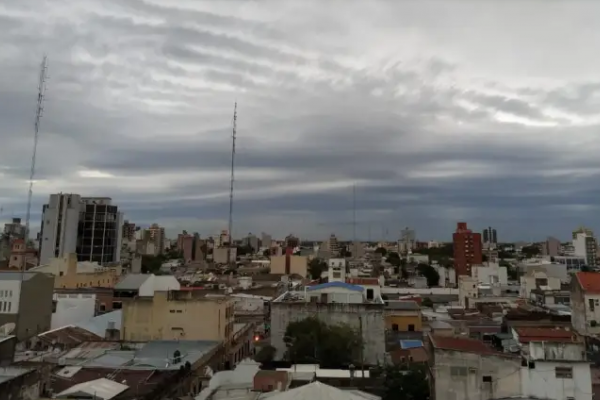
[30,253,121,289]
[471,263,507,285]
[428,334,522,400]
[512,327,592,400]
[213,247,237,264]
[3,218,25,239]
[322,234,341,257]
[482,226,497,249]
[574,226,594,239]
[573,232,597,266]
[0,271,54,341]
[261,233,272,249]
[218,230,230,247]
[6,239,37,270]
[453,222,482,276]
[520,269,561,299]
[39,194,123,266]
[271,282,386,364]
[270,252,308,277]
[350,241,364,258]
[571,272,600,335]
[121,289,234,342]
[541,236,561,257]
[384,301,422,332]
[242,233,259,252]
[398,227,416,254]
[284,234,299,249]
[0,366,49,400]
[122,220,136,242]
[177,232,194,261]
[51,292,96,329]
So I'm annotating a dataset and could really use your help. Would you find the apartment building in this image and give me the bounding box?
[144,224,166,255]
[541,236,561,257]
[121,289,235,342]
[453,222,482,276]
[270,249,308,277]
[573,232,597,266]
[6,239,37,270]
[571,272,600,335]
[0,272,54,340]
[30,253,121,289]
[38,194,123,266]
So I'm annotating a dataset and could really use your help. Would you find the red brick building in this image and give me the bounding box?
[452,222,482,277]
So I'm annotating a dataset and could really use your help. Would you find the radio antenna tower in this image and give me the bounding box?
[227,102,237,265]
[352,184,356,242]
[24,56,48,249]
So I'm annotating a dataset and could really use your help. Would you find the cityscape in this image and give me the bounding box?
[2,1,600,400]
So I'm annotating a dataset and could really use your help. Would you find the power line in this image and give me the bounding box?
[227,102,237,265]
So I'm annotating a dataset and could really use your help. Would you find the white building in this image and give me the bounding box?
[472,263,507,285]
[573,232,597,266]
[433,264,456,287]
[327,258,347,282]
[51,293,96,329]
[0,279,21,315]
[571,272,600,335]
[520,270,561,299]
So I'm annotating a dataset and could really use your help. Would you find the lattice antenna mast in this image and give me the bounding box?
[24,56,48,247]
[227,102,237,265]
[352,184,356,243]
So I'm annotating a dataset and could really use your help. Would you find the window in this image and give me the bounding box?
[482,376,492,382]
[392,323,399,331]
[555,367,573,379]
[366,289,374,300]
[408,324,415,331]
[170,310,176,313]
[52,301,57,313]
[112,301,122,310]
[590,299,595,311]
[99,303,106,312]
[177,310,182,313]
[59,271,63,277]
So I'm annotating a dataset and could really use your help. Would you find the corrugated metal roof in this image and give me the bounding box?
[55,378,128,400]
[307,282,363,292]
[267,381,379,400]
[75,310,122,336]
[114,274,149,290]
[386,301,420,311]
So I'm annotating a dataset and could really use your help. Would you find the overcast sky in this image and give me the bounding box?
[1,1,600,242]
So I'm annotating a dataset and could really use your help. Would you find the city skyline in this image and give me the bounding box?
[2,1,600,240]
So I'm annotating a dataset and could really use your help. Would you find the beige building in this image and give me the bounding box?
[458,275,478,308]
[519,269,561,299]
[122,290,235,342]
[270,254,308,277]
[214,247,237,264]
[30,253,122,289]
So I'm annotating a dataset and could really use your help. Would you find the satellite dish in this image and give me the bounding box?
[0,322,16,335]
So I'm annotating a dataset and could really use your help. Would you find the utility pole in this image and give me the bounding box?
[227,102,237,266]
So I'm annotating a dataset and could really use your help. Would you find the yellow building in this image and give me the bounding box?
[270,254,308,277]
[121,290,235,342]
[385,301,422,332]
[29,253,121,289]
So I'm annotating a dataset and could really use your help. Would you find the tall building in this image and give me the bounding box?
[573,226,594,240]
[573,232,597,266]
[398,227,416,254]
[3,218,25,239]
[38,194,123,266]
[541,236,561,257]
[482,226,498,249]
[284,234,299,249]
[323,234,341,257]
[145,223,165,255]
[261,232,272,248]
[242,233,259,252]
[453,222,482,276]
[122,220,137,242]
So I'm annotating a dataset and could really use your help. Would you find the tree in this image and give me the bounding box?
[141,255,163,274]
[254,345,276,364]
[422,297,434,308]
[236,245,254,256]
[308,258,327,280]
[378,364,430,400]
[262,249,271,257]
[284,317,363,368]
[375,247,387,256]
[416,263,440,287]
[521,245,540,258]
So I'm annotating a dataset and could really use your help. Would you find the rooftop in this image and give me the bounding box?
[0,366,31,385]
[38,325,102,346]
[576,272,600,294]
[114,274,150,290]
[430,334,511,357]
[307,282,363,292]
[54,377,128,400]
[346,278,379,286]
[0,271,36,281]
[513,327,579,343]
[385,301,420,311]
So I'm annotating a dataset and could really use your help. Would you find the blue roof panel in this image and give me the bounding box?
[399,340,423,349]
[307,281,364,292]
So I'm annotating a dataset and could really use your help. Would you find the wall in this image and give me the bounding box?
[230,294,268,314]
[270,255,308,277]
[520,271,561,299]
[122,292,234,342]
[583,293,600,335]
[51,294,96,329]
[520,361,592,400]
[381,287,459,295]
[0,280,21,314]
[472,265,508,285]
[270,301,386,364]
[385,313,422,331]
[571,280,587,334]
[138,275,180,297]
[36,254,121,289]
[0,367,45,400]
[431,349,521,400]
[458,276,478,308]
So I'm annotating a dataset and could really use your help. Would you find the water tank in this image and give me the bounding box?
[107,321,116,330]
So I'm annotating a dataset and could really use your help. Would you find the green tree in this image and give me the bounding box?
[422,297,434,308]
[416,263,440,287]
[254,345,276,364]
[284,317,363,368]
[141,255,163,274]
[521,245,540,258]
[375,247,387,256]
[308,258,328,280]
[379,364,430,400]
[262,249,271,257]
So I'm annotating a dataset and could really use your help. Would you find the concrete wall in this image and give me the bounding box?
[270,255,308,277]
[431,349,521,400]
[520,361,591,400]
[51,294,96,329]
[270,301,386,364]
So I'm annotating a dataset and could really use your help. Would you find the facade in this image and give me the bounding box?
[271,282,386,364]
[3,218,25,239]
[261,233,272,249]
[384,301,422,332]
[31,253,121,289]
[520,270,561,299]
[39,194,123,266]
[482,226,497,249]
[458,275,478,308]
[242,233,259,252]
[541,236,561,257]
[6,239,37,270]
[471,263,507,285]
[398,227,416,254]
[121,290,234,341]
[122,221,136,242]
[0,272,54,340]
[145,224,165,255]
[51,293,96,329]
[573,232,597,266]
[270,254,308,277]
[571,272,600,335]
[213,247,237,264]
[453,222,482,277]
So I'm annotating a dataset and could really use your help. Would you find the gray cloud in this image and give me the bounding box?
[2,0,600,242]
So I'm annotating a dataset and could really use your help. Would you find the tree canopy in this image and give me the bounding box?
[284,317,363,368]
[375,247,387,256]
[254,345,276,365]
[416,263,440,287]
[308,258,328,280]
[378,364,430,400]
[521,245,540,258]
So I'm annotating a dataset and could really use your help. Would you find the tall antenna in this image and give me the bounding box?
[352,184,356,242]
[24,55,48,251]
[227,102,237,265]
